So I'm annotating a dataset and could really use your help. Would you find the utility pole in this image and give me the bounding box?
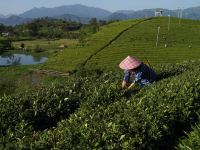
[179,8,184,25]
[168,15,171,31]
[177,7,180,19]
[156,26,160,47]
[179,8,183,25]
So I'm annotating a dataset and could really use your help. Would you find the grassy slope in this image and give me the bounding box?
[43,19,141,71]
[85,17,200,70]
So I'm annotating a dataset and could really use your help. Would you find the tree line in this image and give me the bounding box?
[0,17,114,51]
[0,17,112,40]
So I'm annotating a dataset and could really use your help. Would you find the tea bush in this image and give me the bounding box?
[27,65,199,150]
[177,122,200,150]
[0,70,122,148]
[0,60,200,149]
[85,17,200,70]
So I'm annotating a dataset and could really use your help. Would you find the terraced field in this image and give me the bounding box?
[43,17,200,72]
[44,19,144,71]
[85,17,200,70]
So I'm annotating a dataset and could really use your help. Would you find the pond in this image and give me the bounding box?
[0,53,48,66]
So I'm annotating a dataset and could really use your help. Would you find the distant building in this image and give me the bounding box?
[1,32,9,37]
[155,9,163,17]
[58,44,68,48]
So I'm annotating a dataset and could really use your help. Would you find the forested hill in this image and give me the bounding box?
[19,4,111,19]
[1,5,200,25]
[112,6,200,20]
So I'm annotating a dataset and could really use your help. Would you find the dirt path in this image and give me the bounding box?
[33,69,70,77]
[82,18,153,67]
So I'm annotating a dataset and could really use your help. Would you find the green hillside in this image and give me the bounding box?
[44,19,142,71]
[44,17,200,72]
[86,17,200,70]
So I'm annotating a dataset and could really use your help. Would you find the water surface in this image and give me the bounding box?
[0,53,48,66]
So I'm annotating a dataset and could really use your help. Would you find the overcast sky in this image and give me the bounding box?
[0,0,200,15]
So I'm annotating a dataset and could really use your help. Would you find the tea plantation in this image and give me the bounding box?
[1,60,200,149]
[1,17,200,149]
[43,17,200,72]
[44,19,142,71]
[85,17,200,70]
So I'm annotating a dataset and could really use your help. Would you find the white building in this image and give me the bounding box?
[155,9,163,17]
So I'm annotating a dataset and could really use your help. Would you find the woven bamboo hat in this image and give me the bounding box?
[119,56,142,70]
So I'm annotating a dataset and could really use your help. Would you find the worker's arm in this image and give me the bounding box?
[127,82,135,89]
[127,72,141,89]
[122,80,127,89]
[122,80,132,88]
[122,70,130,89]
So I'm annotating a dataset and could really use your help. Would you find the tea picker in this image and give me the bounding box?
[119,56,157,90]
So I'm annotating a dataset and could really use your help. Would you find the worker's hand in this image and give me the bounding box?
[121,81,131,89]
[127,83,135,90]
[121,80,127,89]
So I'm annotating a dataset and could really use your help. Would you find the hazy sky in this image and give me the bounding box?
[0,0,200,15]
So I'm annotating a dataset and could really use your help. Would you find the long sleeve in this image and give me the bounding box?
[123,70,130,82]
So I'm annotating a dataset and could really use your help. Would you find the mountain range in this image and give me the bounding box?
[0,14,5,18]
[0,4,200,26]
[19,4,111,19]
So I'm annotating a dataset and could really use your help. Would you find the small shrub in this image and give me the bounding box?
[34,45,43,53]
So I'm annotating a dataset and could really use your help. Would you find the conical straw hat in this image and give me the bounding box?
[119,56,142,70]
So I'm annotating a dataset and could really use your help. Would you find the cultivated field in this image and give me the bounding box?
[42,17,200,72]
[1,17,200,149]
[44,19,141,71]
[1,60,200,149]
[86,17,200,70]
